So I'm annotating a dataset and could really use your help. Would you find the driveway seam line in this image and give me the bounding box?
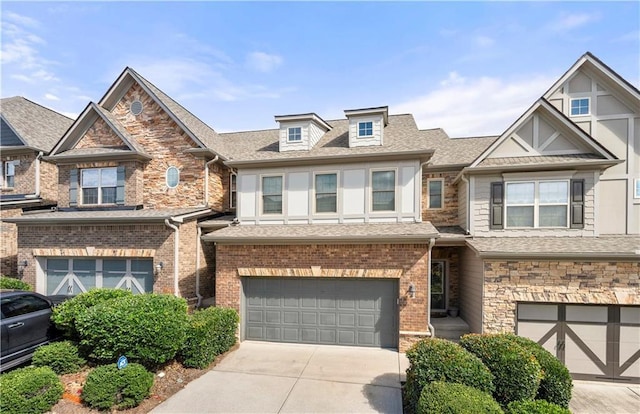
[277,345,318,413]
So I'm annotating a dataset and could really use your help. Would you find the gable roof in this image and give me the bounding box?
[0,96,74,152]
[427,134,498,168]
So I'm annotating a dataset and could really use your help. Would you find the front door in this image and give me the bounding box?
[430,261,447,312]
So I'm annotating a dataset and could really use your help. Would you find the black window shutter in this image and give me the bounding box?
[490,182,504,229]
[116,165,126,205]
[69,168,78,207]
[570,179,584,229]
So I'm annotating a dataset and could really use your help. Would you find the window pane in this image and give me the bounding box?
[506,182,534,204]
[540,206,568,227]
[540,181,568,204]
[372,191,395,211]
[429,181,443,209]
[103,259,127,289]
[358,122,373,136]
[316,194,337,213]
[73,259,96,291]
[83,188,98,204]
[81,169,99,187]
[100,168,117,186]
[263,195,282,214]
[102,187,116,204]
[6,162,15,176]
[166,167,180,188]
[288,127,301,141]
[130,259,154,293]
[46,259,69,295]
[507,206,534,227]
[372,171,394,191]
[316,174,337,193]
[262,176,282,195]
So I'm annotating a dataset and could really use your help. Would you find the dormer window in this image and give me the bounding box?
[288,127,302,142]
[570,98,589,116]
[358,121,373,138]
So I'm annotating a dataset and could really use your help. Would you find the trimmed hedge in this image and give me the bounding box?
[404,338,495,414]
[76,293,188,367]
[0,275,32,290]
[179,307,239,368]
[417,381,503,414]
[82,363,153,410]
[506,399,572,414]
[52,288,133,339]
[460,333,543,406]
[32,341,86,374]
[0,366,64,414]
[506,334,573,408]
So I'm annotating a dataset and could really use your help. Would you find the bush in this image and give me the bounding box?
[82,363,153,410]
[404,338,495,414]
[506,399,571,414]
[417,381,503,414]
[506,334,572,408]
[0,366,63,414]
[76,293,188,368]
[32,341,86,374]
[179,307,239,368]
[0,275,32,290]
[460,333,542,406]
[52,288,133,339]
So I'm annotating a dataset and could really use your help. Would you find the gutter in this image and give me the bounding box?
[203,234,440,245]
[427,237,436,338]
[204,155,219,206]
[164,218,180,297]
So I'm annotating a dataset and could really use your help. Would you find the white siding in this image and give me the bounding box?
[287,172,309,217]
[460,247,484,334]
[458,180,468,230]
[343,169,366,215]
[278,121,310,152]
[239,174,257,217]
[348,115,384,148]
[401,166,415,214]
[309,122,325,149]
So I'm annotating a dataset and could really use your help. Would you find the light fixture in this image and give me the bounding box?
[155,262,164,276]
[17,260,28,274]
[408,283,416,299]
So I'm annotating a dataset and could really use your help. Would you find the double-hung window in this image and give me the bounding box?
[315,173,337,213]
[287,127,302,142]
[372,170,395,211]
[262,176,283,214]
[428,179,443,209]
[81,167,117,205]
[505,180,569,228]
[358,121,373,137]
[3,161,17,188]
[570,98,589,116]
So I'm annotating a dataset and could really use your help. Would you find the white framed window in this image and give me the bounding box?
[570,98,590,116]
[287,127,302,142]
[427,179,444,209]
[262,175,283,214]
[81,167,117,205]
[635,179,640,199]
[505,180,569,228]
[358,121,373,137]
[3,160,18,188]
[314,173,338,214]
[230,174,237,208]
[371,170,395,212]
[165,166,180,188]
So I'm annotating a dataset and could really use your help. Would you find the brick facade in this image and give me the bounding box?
[422,171,459,226]
[482,260,640,333]
[0,208,21,276]
[215,243,430,351]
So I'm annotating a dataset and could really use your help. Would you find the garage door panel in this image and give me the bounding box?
[319,313,336,326]
[301,312,317,324]
[283,298,299,308]
[265,311,281,323]
[319,329,337,343]
[620,327,640,361]
[247,310,263,323]
[302,329,317,342]
[359,332,375,346]
[301,297,317,308]
[358,314,376,329]
[517,322,557,354]
[283,311,299,324]
[339,313,355,327]
[319,298,336,309]
[338,330,355,345]
[283,328,299,342]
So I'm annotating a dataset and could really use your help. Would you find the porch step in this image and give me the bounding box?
[430,316,470,342]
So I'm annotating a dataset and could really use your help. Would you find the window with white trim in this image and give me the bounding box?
[262,176,283,214]
[428,179,443,209]
[570,98,589,116]
[358,121,373,137]
[2,161,18,188]
[371,170,395,211]
[315,173,337,213]
[287,127,302,142]
[506,180,569,228]
[166,166,180,188]
[230,174,237,208]
[81,167,117,205]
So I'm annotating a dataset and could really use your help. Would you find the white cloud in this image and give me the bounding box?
[246,52,283,73]
[549,13,600,32]
[44,93,60,101]
[394,73,556,137]
[3,11,40,28]
[474,35,495,48]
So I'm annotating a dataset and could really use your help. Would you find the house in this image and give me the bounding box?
[4,52,638,383]
[0,97,74,276]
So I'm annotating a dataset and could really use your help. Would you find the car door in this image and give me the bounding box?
[0,294,53,358]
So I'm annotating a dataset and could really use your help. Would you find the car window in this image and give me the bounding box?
[0,295,51,318]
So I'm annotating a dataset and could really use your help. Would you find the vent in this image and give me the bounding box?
[130,100,143,115]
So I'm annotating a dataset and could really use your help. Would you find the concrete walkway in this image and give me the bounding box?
[152,342,407,413]
[570,380,640,414]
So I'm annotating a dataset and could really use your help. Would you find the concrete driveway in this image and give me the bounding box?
[570,380,640,414]
[152,341,407,413]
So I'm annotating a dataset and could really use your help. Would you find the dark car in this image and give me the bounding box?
[0,290,69,371]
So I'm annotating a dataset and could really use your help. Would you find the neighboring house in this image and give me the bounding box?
[0,97,74,276]
[5,68,234,302]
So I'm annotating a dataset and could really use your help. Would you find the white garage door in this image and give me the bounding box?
[46,258,153,296]
[517,303,640,383]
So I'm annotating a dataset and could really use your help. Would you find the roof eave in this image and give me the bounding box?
[43,152,153,163]
[462,159,622,175]
[476,251,640,260]
[203,234,440,245]
[0,145,45,154]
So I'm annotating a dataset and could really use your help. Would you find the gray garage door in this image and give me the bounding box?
[243,277,398,348]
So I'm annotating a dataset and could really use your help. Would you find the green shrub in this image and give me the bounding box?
[506,399,571,414]
[460,333,542,406]
[52,288,133,339]
[82,363,153,410]
[179,307,239,368]
[417,381,503,414]
[506,334,572,408]
[32,341,86,374]
[0,366,63,414]
[404,338,495,414]
[76,293,188,368]
[0,275,32,290]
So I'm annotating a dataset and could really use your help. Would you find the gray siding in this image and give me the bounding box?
[0,119,24,147]
[460,247,484,333]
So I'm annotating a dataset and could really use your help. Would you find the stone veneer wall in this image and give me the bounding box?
[422,171,459,226]
[215,243,430,351]
[482,260,640,333]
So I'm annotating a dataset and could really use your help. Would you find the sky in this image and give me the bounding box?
[1,1,639,137]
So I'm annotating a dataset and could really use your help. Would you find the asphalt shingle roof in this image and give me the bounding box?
[3,207,212,224]
[477,153,605,167]
[0,97,74,152]
[428,135,498,167]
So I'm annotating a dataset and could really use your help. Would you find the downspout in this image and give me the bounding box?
[164,218,180,297]
[427,237,436,337]
[26,151,44,199]
[195,225,203,307]
[204,155,219,206]
[460,174,470,234]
